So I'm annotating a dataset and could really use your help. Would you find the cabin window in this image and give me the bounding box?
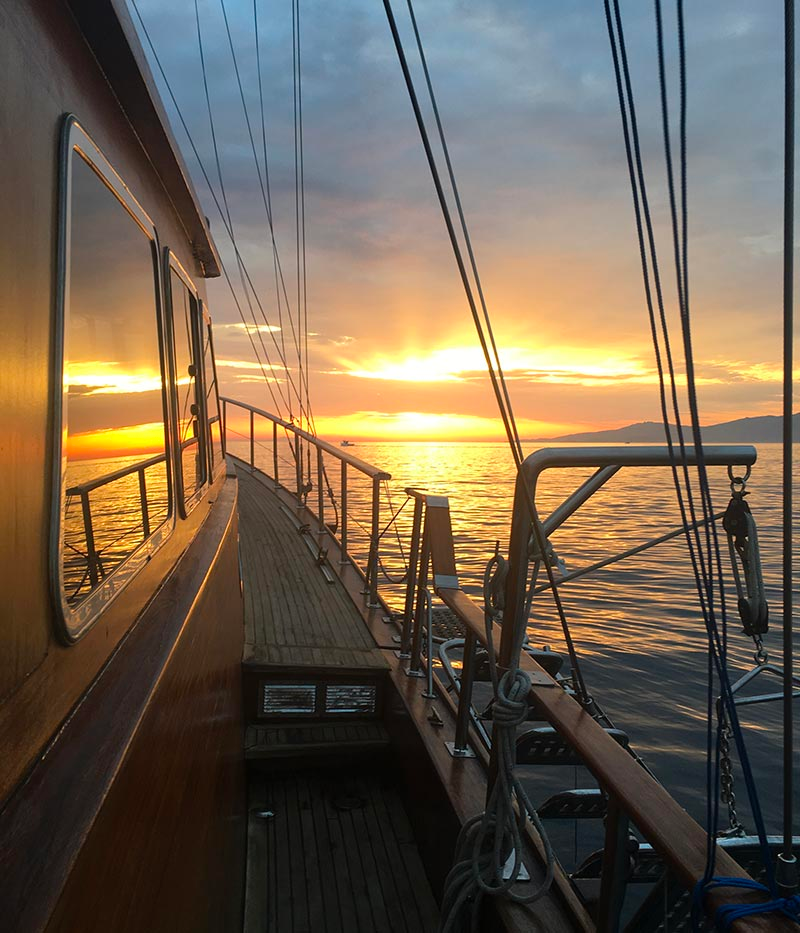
[202,310,225,478]
[166,257,206,512]
[54,119,172,640]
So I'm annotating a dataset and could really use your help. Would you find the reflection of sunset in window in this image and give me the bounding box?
[66,421,168,461]
[61,150,170,609]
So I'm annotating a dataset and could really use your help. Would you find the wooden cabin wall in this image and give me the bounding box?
[0,1,247,930]
[0,0,216,792]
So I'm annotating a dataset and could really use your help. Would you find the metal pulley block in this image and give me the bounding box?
[723,488,768,637]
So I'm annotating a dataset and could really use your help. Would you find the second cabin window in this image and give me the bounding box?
[167,261,206,511]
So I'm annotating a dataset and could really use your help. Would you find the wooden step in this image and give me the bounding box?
[245,721,390,761]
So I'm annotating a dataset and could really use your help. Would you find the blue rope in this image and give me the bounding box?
[692,877,800,930]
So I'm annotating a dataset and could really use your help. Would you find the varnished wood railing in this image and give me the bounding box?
[408,444,795,932]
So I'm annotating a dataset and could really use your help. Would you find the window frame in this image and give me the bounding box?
[199,302,227,482]
[163,249,208,517]
[51,114,175,643]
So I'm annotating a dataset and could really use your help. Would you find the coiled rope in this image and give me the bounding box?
[439,557,555,932]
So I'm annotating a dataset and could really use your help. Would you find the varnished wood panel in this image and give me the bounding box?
[0,0,221,802]
[0,480,244,933]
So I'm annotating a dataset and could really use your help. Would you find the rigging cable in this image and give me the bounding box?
[133,0,323,455]
[603,0,785,920]
[254,0,290,394]
[131,0,290,420]
[779,0,797,894]
[134,0,293,419]
[382,0,589,705]
[220,0,300,416]
[214,0,308,421]
[195,0,285,408]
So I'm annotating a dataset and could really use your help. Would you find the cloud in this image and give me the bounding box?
[129,0,792,434]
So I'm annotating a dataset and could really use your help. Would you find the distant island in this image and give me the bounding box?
[529,413,800,444]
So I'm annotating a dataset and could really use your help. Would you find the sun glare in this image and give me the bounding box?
[334,345,657,387]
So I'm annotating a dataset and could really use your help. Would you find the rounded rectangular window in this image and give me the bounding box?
[166,255,207,512]
[53,117,172,640]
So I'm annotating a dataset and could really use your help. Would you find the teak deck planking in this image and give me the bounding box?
[237,466,387,674]
[245,769,440,933]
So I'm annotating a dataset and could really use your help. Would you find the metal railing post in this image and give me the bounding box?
[365,476,381,607]
[295,433,303,504]
[400,493,424,658]
[596,797,630,933]
[340,461,348,563]
[80,490,100,587]
[317,447,325,534]
[221,398,226,448]
[447,629,477,758]
[272,420,279,486]
[138,467,150,540]
[408,519,430,675]
[421,589,436,699]
[249,409,254,469]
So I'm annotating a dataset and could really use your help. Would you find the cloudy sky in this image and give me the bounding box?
[129,0,793,440]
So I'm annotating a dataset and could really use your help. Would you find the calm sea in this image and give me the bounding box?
[237,436,798,853]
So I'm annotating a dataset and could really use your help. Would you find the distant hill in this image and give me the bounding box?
[530,413,800,444]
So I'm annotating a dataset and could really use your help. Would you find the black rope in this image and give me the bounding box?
[220,0,300,412]
[254,0,291,401]
[382,0,590,702]
[604,0,776,898]
[131,0,290,419]
[781,0,795,871]
[404,0,523,461]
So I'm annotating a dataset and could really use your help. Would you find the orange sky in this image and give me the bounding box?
[135,1,797,445]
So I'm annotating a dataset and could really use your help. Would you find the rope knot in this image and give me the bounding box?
[493,669,532,729]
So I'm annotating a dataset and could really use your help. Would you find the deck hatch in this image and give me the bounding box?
[325,684,377,715]
[261,684,317,715]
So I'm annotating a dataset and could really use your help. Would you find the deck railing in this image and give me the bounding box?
[220,397,391,606]
[399,444,797,930]
[65,451,169,589]
[214,409,788,928]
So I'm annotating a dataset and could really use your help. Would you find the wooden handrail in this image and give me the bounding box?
[220,396,391,481]
[423,492,793,931]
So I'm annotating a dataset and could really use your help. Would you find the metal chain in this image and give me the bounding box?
[718,711,746,837]
[753,635,769,665]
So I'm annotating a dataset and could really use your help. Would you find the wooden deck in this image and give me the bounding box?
[245,768,440,933]
[236,466,387,674]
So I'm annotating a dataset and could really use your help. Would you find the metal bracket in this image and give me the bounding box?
[426,495,450,508]
[445,741,476,759]
[502,851,531,882]
[434,574,459,590]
